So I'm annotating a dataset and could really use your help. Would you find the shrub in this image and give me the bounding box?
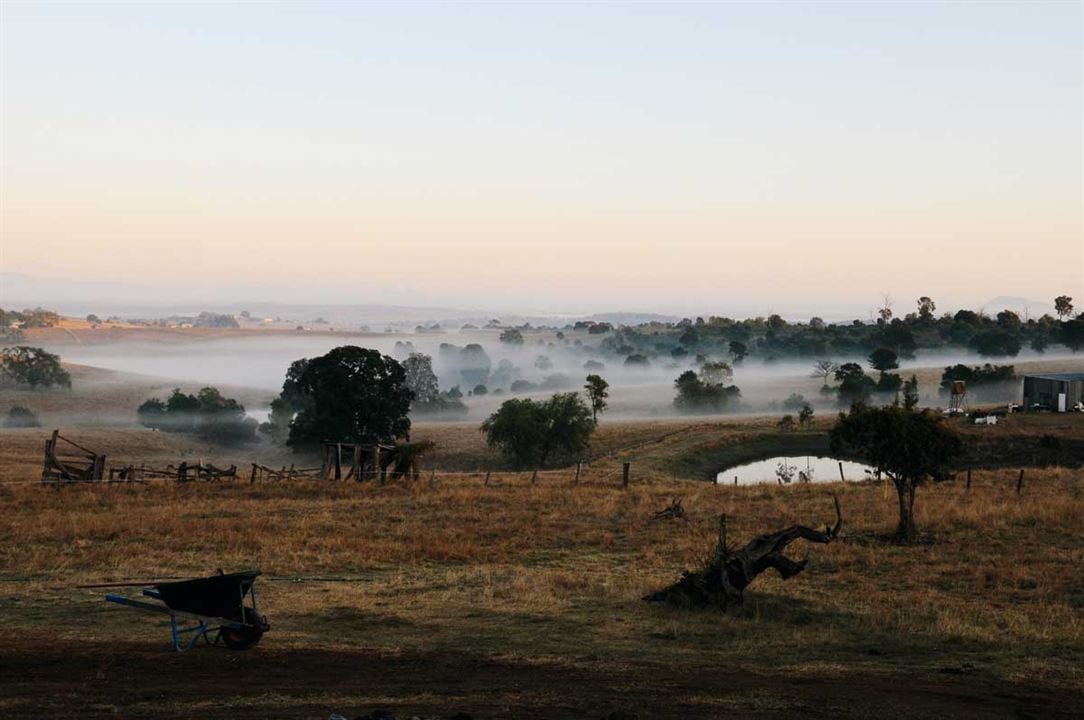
[4,405,40,428]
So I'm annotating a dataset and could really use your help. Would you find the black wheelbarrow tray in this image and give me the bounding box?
[98,570,269,651]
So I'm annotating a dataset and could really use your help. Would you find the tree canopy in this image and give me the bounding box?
[673,369,741,414]
[481,392,595,469]
[830,403,960,543]
[138,387,257,446]
[0,346,71,389]
[285,346,413,449]
[583,374,609,422]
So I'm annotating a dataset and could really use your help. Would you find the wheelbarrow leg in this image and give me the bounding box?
[170,615,214,652]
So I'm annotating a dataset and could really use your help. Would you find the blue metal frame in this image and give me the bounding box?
[104,589,247,652]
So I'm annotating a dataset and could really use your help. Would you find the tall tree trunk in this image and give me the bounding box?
[894,478,917,543]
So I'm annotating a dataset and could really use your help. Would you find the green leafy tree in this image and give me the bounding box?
[1054,295,1074,319]
[481,393,595,468]
[259,397,295,443]
[917,296,936,321]
[902,375,919,409]
[195,386,258,446]
[728,340,748,363]
[868,347,901,393]
[137,398,168,429]
[402,353,440,406]
[834,362,874,406]
[868,347,899,374]
[583,374,609,422]
[698,361,733,385]
[969,330,1021,357]
[164,389,201,432]
[782,393,808,411]
[830,404,960,543]
[286,346,413,449]
[1061,318,1084,352]
[673,370,740,413]
[139,387,256,445]
[995,310,1021,329]
[499,328,524,345]
[0,346,71,389]
[798,403,814,428]
[280,358,312,411]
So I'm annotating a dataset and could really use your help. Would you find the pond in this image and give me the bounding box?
[715,456,876,486]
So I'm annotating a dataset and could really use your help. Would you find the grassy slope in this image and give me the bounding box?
[0,471,1081,717]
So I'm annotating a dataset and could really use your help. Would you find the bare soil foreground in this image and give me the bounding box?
[1,432,1082,718]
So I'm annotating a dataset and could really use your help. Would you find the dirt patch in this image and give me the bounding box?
[2,635,1078,719]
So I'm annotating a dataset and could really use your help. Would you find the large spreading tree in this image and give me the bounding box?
[286,346,413,450]
[830,403,960,543]
[0,346,71,389]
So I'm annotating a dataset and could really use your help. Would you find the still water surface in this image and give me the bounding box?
[715,456,875,485]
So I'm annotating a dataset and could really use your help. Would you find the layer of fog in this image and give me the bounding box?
[34,329,1080,423]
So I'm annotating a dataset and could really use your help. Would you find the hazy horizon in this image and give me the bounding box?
[2,2,1082,314]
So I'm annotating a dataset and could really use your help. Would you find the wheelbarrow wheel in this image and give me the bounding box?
[220,608,266,650]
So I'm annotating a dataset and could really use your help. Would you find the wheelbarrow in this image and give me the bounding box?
[84,569,269,651]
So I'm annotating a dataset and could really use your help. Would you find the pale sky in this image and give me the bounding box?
[1,1,1082,316]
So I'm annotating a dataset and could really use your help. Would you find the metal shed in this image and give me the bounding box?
[1021,372,1084,412]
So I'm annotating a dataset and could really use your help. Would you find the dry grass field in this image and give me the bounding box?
[1,447,1082,717]
[1,347,1083,717]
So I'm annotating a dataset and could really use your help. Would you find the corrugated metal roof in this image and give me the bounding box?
[1024,372,1084,382]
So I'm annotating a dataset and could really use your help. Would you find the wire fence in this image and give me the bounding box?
[10,458,637,489]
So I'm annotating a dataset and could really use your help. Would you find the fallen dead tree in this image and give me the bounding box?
[645,495,842,608]
[649,497,688,524]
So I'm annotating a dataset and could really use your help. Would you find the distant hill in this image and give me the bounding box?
[979,296,1055,319]
[586,312,681,326]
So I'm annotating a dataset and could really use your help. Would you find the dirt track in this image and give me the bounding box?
[3,635,1079,719]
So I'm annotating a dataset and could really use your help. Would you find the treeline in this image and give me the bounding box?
[126,312,240,329]
[255,345,609,471]
[0,307,61,329]
[583,295,1082,365]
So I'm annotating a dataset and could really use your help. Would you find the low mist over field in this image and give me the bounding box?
[6,301,1081,429]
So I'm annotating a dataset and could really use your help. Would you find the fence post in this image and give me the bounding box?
[429,468,436,487]
[484,470,491,487]
[319,444,330,480]
[838,461,845,482]
[1016,468,1024,494]
[334,443,342,481]
[574,461,582,485]
[966,466,971,491]
[622,462,631,488]
[530,468,538,484]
